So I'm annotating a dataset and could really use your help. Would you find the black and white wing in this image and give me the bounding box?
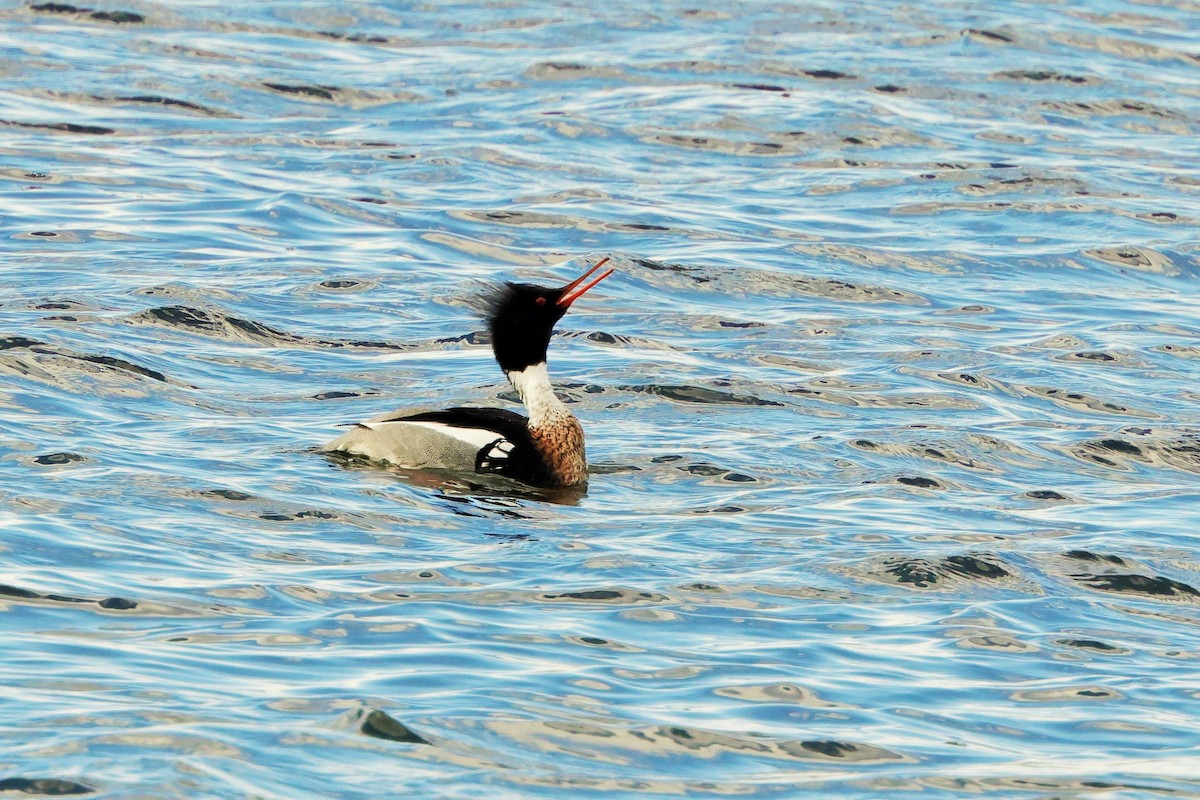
[322,406,547,483]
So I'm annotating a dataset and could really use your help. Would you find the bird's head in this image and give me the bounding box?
[485,257,613,374]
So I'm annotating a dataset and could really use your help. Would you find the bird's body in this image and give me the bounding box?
[321,259,612,488]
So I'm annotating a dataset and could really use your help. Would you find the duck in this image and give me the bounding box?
[321,257,614,487]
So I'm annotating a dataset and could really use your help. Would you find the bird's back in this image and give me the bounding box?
[320,406,539,478]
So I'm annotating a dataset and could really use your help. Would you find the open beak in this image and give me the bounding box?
[557,257,614,308]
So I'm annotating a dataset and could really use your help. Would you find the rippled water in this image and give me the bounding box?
[2,1,1199,797]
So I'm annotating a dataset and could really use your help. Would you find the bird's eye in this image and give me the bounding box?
[535,296,547,306]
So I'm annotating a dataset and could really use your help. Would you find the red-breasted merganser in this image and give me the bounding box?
[321,258,614,487]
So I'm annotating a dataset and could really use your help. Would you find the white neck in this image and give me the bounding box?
[506,362,571,428]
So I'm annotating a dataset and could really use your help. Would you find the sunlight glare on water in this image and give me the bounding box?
[1,0,1199,797]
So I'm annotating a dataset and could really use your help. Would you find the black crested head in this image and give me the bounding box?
[483,259,614,374]
[485,282,567,373]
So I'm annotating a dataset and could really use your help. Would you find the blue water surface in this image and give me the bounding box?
[2,0,1199,797]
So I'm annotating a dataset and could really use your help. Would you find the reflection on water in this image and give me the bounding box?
[2,0,1200,797]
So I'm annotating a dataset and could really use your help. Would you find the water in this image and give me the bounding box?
[2,0,1199,796]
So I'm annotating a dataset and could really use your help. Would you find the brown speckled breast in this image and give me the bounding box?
[529,417,587,486]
